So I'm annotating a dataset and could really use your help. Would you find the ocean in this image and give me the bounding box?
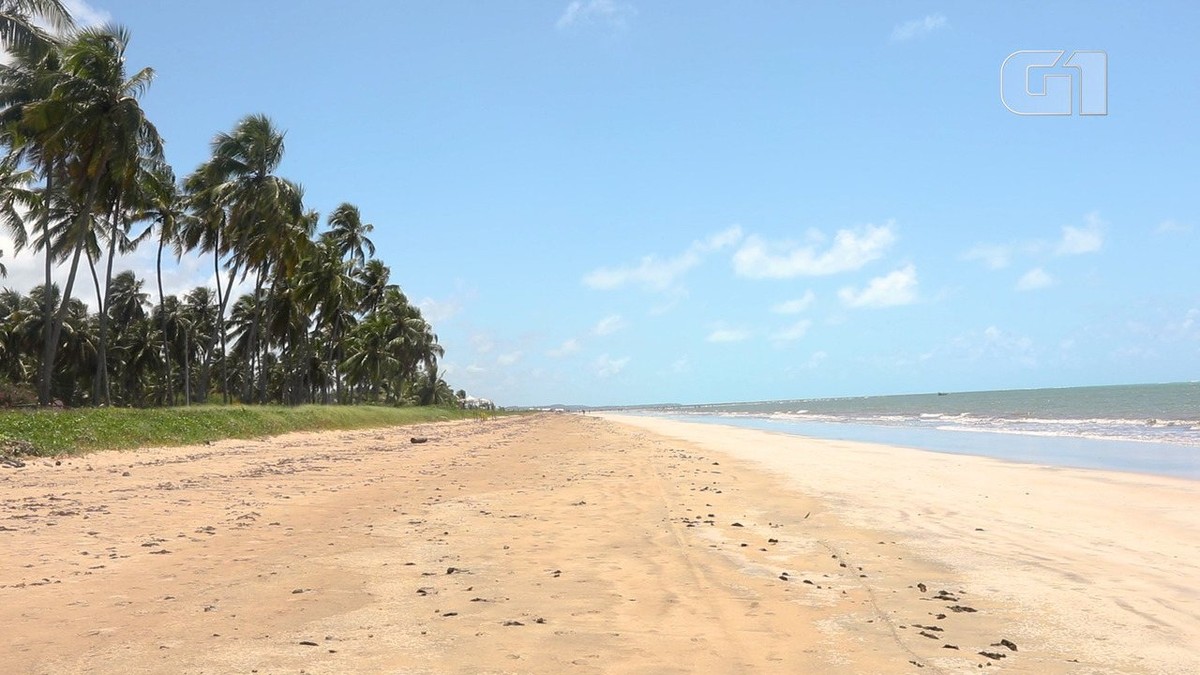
[632,382,1200,479]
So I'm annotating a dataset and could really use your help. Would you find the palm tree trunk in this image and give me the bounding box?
[215,259,239,405]
[183,329,191,407]
[156,235,172,405]
[36,166,55,406]
[242,270,264,404]
[332,316,342,404]
[87,249,104,404]
[96,199,121,406]
[197,248,219,403]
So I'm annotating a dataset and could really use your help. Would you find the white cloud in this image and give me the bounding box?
[548,338,581,358]
[733,222,896,279]
[1056,228,1101,255]
[936,326,1037,368]
[838,264,918,308]
[890,13,948,42]
[1156,219,1192,234]
[770,290,816,314]
[556,0,636,31]
[594,353,630,378]
[470,334,494,354]
[961,243,1012,270]
[770,319,812,342]
[417,297,462,324]
[1016,267,1054,291]
[670,357,689,374]
[1165,308,1200,341]
[497,351,522,366]
[593,313,626,336]
[980,326,1036,367]
[1055,213,1104,255]
[706,327,750,343]
[584,225,742,292]
[0,232,43,291]
[63,0,112,27]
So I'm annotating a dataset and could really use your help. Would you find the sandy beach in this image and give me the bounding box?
[1,413,1197,674]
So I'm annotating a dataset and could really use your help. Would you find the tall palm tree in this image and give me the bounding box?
[23,25,161,405]
[0,35,68,404]
[199,113,303,403]
[14,39,80,405]
[137,162,184,403]
[179,165,230,402]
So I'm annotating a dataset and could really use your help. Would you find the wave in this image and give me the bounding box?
[674,409,1200,447]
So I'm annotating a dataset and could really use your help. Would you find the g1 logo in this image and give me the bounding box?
[1001,50,1107,116]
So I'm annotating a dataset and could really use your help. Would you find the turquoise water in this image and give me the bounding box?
[633,382,1200,478]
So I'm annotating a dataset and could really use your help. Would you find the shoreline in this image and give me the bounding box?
[628,412,1200,480]
[2,413,1196,673]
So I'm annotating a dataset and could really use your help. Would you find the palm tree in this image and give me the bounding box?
[0,36,67,404]
[356,258,394,316]
[70,28,162,406]
[181,286,217,404]
[0,0,72,56]
[262,274,311,404]
[21,25,161,405]
[179,165,230,402]
[341,312,396,402]
[326,202,375,269]
[297,234,359,402]
[137,162,184,403]
[199,113,304,403]
[226,291,259,399]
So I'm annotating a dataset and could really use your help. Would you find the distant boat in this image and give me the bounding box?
[937,392,949,396]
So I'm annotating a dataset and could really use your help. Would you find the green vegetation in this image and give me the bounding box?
[0,4,469,410]
[0,404,483,456]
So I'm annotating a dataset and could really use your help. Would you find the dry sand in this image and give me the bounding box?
[1,413,1196,674]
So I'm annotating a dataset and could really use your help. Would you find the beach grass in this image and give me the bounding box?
[0,405,496,456]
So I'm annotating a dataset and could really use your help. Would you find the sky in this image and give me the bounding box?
[1,1,1198,407]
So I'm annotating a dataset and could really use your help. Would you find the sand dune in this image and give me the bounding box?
[1,413,1195,673]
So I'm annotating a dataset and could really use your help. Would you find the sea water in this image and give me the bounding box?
[633,382,1200,479]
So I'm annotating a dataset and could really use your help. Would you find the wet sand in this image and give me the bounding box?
[1,413,1196,673]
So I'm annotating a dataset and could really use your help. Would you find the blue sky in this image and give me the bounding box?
[2,1,1199,406]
